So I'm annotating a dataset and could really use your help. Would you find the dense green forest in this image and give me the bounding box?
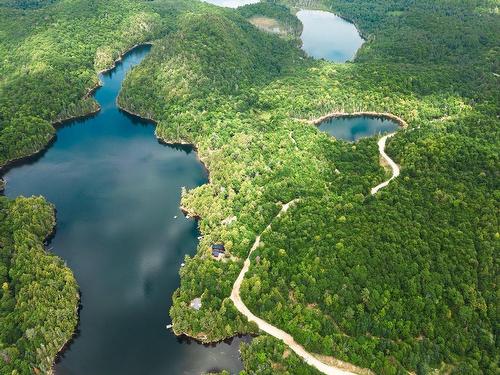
[0,196,78,374]
[120,0,499,373]
[0,0,211,170]
[0,0,498,373]
[240,335,323,374]
[238,1,303,38]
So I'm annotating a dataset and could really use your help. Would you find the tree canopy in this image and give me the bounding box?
[0,0,498,373]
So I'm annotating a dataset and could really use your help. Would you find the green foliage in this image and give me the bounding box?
[120,0,498,374]
[240,335,322,374]
[0,0,201,168]
[170,255,258,341]
[119,7,304,120]
[0,196,78,374]
[0,0,59,9]
[0,116,54,166]
[238,0,303,37]
[204,370,230,375]
[0,0,498,373]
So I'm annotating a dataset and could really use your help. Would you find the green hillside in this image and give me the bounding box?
[0,0,498,373]
[121,0,498,373]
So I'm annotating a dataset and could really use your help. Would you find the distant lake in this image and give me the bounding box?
[318,116,399,141]
[297,9,364,62]
[202,0,259,7]
[2,45,248,375]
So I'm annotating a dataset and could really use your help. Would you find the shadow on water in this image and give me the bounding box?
[3,44,249,375]
[0,113,104,178]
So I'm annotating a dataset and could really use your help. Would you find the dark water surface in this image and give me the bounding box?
[3,45,248,375]
[318,116,399,141]
[297,9,364,62]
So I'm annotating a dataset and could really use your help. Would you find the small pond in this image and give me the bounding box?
[297,9,364,62]
[317,116,399,141]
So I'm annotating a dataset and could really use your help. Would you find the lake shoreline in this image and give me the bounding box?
[294,6,369,41]
[49,43,156,374]
[309,111,408,129]
[117,106,242,345]
[173,327,254,346]
[1,42,158,374]
[117,104,213,190]
[115,64,239,348]
[86,42,155,99]
[0,43,154,191]
[295,8,367,64]
[42,210,81,375]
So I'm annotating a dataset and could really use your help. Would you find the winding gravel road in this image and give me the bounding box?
[371,132,399,195]
[230,131,400,374]
[230,200,358,375]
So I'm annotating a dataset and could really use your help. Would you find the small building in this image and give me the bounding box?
[190,297,202,311]
[211,243,225,258]
[212,244,225,251]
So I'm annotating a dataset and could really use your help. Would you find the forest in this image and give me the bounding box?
[0,196,78,374]
[0,0,498,373]
[120,0,499,373]
[238,1,303,38]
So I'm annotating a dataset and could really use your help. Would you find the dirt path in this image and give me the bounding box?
[305,111,405,195]
[370,132,399,195]
[230,200,361,375]
[230,132,400,373]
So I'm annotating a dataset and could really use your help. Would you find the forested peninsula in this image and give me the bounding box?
[1,0,498,374]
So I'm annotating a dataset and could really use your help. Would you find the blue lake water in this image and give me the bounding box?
[2,45,248,375]
[318,116,399,141]
[297,9,364,62]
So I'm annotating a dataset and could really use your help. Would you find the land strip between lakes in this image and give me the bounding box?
[230,200,372,375]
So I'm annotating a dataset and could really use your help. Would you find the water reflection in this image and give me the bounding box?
[318,116,399,141]
[3,45,247,375]
[297,9,364,62]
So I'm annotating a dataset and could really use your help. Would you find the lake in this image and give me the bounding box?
[2,45,248,375]
[297,9,364,62]
[317,116,399,141]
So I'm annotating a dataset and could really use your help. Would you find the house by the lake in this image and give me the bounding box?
[211,243,225,258]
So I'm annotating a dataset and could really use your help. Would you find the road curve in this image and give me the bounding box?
[230,127,400,374]
[230,200,357,375]
[370,132,399,195]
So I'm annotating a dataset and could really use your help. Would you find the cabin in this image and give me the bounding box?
[211,243,225,258]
